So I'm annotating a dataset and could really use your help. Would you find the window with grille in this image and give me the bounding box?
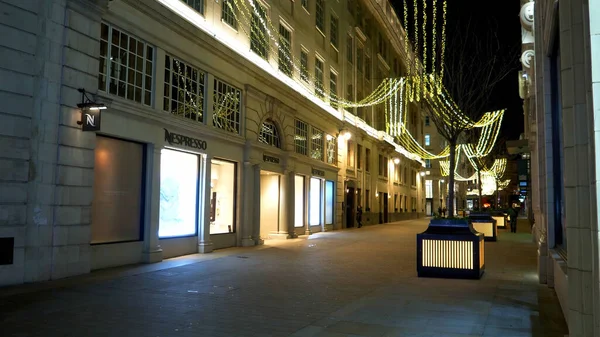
[98,23,153,106]
[346,35,353,63]
[259,119,281,148]
[301,0,308,11]
[182,0,204,15]
[326,135,336,164]
[300,49,309,82]
[250,2,268,59]
[329,70,338,108]
[163,55,205,122]
[295,119,308,155]
[221,0,237,29]
[278,24,292,76]
[315,0,325,32]
[330,15,338,48]
[213,78,241,134]
[311,127,324,160]
[315,58,324,97]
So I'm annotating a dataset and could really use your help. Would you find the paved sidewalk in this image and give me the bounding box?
[0,218,567,337]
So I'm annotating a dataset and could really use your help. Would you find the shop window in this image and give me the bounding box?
[326,135,336,164]
[182,0,204,15]
[98,22,153,106]
[91,136,145,244]
[315,57,324,97]
[315,0,325,32]
[221,0,237,29]
[210,159,237,234]
[310,178,322,226]
[300,48,309,82]
[311,127,324,160]
[250,1,268,59]
[330,15,339,48]
[259,119,281,148]
[294,119,308,155]
[163,55,205,123]
[365,148,371,172]
[295,175,305,227]
[325,181,334,224]
[159,149,199,238]
[278,23,292,76]
[213,78,241,134]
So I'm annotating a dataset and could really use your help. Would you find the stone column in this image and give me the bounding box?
[287,170,297,238]
[277,170,289,237]
[142,146,163,262]
[252,164,263,245]
[305,175,311,235]
[240,161,255,246]
[198,155,213,253]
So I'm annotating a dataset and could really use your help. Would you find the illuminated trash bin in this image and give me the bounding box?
[469,213,498,241]
[417,219,485,279]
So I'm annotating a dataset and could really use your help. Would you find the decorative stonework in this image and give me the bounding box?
[521,50,534,68]
[519,2,534,31]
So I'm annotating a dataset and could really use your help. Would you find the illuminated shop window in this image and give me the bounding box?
[98,23,153,106]
[295,175,305,227]
[259,119,281,148]
[221,0,237,29]
[325,180,334,224]
[163,55,205,122]
[213,78,241,133]
[295,119,308,155]
[159,149,199,238]
[210,159,237,234]
[310,178,322,226]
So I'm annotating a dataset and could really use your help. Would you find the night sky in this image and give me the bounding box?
[391,0,524,140]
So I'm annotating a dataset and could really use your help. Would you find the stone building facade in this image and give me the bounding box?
[521,0,600,335]
[0,0,430,286]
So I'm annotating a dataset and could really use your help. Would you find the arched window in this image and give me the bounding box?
[259,119,281,148]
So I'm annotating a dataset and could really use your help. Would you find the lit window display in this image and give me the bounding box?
[159,149,199,238]
[210,159,237,234]
[310,178,322,226]
[91,136,144,244]
[295,175,305,227]
[325,180,334,225]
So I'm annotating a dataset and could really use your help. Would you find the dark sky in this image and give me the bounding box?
[391,0,524,140]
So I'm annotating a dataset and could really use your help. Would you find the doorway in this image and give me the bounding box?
[383,193,389,223]
[345,187,355,228]
[426,199,432,216]
[259,171,281,239]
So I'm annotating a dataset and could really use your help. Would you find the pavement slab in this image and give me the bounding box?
[0,218,568,337]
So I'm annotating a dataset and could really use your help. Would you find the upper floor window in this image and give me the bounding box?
[346,35,353,64]
[182,0,204,15]
[311,127,324,160]
[425,159,431,169]
[326,135,336,164]
[301,0,308,12]
[365,55,371,81]
[221,0,237,29]
[425,115,430,126]
[365,148,371,172]
[250,2,268,59]
[295,119,308,155]
[300,49,309,82]
[424,134,431,146]
[213,78,241,134]
[315,57,324,97]
[163,55,205,122]
[259,119,281,148]
[315,0,325,32]
[356,144,362,170]
[99,23,153,106]
[330,15,339,48]
[278,24,292,76]
[329,70,338,108]
[357,45,363,73]
[347,140,355,168]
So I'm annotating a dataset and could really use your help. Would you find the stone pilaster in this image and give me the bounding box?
[142,146,162,262]
[198,155,213,253]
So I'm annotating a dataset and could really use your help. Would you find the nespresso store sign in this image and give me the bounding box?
[164,129,207,150]
[312,168,325,177]
[263,154,280,164]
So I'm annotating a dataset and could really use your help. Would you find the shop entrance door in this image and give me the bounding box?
[259,171,281,239]
[346,187,355,228]
[426,199,432,216]
[383,193,389,223]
